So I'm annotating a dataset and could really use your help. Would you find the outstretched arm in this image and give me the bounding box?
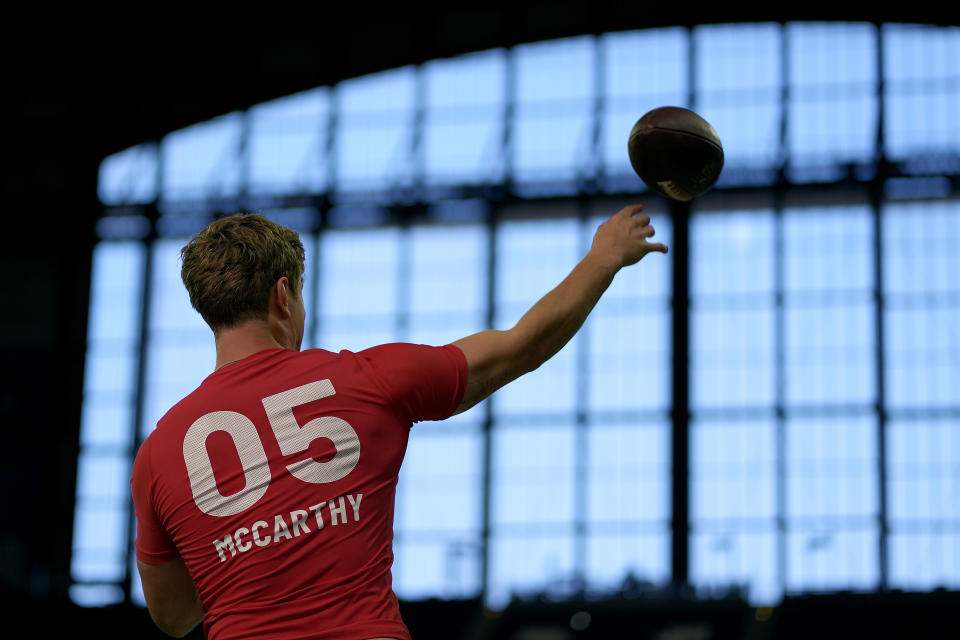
[452,203,667,414]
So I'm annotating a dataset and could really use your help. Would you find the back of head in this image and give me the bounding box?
[180,213,305,333]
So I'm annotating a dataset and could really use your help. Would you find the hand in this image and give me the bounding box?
[590,204,668,269]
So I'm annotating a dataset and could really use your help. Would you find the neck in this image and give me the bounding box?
[214,320,288,370]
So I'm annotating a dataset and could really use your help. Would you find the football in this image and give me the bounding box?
[627,106,724,201]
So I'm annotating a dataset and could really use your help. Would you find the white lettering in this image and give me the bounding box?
[252,520,271,547]
[212,493,364,563]
[347,493,363,521]
[328,496,347,525]
[309,503,325,530]
[274,513,293,542]
[213,534,236,563]
[290,510,311,537]
[235,527,251,553]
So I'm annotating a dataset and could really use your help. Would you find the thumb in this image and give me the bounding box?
[647,242,669,254]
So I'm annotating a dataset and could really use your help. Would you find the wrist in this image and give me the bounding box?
[584,246,624,277]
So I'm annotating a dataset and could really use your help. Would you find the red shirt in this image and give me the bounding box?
[131,344,468,640]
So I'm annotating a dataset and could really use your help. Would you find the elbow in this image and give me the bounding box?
[151,612,201,638]
[159,621,198,638]
[520,340,551,375]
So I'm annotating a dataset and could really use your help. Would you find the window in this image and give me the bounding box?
[74,22,960,608]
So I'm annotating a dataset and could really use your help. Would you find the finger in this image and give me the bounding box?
[621,204,644,218]
[633,213,651,226]
[638,225,656,238]
[646,242,668,254]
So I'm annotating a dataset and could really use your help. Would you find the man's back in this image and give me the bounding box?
[132,344,467,640]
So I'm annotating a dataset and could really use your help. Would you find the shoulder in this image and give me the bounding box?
[353,343,468,422]
[357,342,465,364]
[354,343,466,382]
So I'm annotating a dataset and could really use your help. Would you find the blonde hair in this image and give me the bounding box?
[180,213,305,332]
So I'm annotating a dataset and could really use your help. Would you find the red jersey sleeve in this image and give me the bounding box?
[356,343,468,423]
[130,436,179,564]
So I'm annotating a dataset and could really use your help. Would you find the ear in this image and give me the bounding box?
[272,277,292,318]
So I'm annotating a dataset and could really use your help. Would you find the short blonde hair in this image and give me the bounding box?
[180,213,305,333]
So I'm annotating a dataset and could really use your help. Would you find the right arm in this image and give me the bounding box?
[137,558,204,638]
[451,203,667,414]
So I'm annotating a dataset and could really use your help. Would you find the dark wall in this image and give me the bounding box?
[0,116,98,599]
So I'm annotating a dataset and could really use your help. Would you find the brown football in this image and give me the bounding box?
[627,106,724,201]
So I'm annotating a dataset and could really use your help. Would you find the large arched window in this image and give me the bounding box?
[72,22,960,608]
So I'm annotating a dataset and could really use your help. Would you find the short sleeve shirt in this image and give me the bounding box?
[131,344,468,640]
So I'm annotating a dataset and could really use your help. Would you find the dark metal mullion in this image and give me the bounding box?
[479,210,498,598]
[669,25,696,589]
[670,200,691,587]
[873,23,890,591]
[309,84,337,349]
[573,203,592,594]
[774,21,791,598]
[673,27,695,585]
[570,33,607,594]
[479,47,515,599]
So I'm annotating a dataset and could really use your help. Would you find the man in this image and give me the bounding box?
[131,204,666,639]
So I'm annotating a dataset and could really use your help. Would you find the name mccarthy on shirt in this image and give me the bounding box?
[212,493,363,563]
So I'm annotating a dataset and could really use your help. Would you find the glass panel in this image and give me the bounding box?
[786,417,878,520]
[73,241,145,591]
[785,303,875,405]
[75,453,129,501]
[691,530,779,603]
[141,238,216,437]
[393,537,482,599]
[335,67,415,190]
[883,24,960,159]
[69,584,125,607]
[586,532,670,592]
[786,529,878,593]
[586,208,672,412]
[691,210,776,409]
[887,419,960,523]
[513,37,595,183]
[71,502,127,561]
[692,419,777,522]
[889,532,960,591]
[783,205,874,292]
[397,429,483,533]
[602,28,688,181]
[787,23,878,165]
[162,113,244,201]
[588,421,669,524]
[79,400,134,449]
[494,216,581,414]
[71,548,125,583]
[409,224,487,315]
[248,88,330,194]
[695,23,782,168]
[98,144,158,205]
[492,423,576,526]
[691,211,776,296]
[423,49,506,185]
[86,242,145,344]
[320,228,401,318]
[883,201,960,296]
[488,535,576,606]
[883,201,960,410]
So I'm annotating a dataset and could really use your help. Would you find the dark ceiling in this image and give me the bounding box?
[1,6,958,242]
[7,6,959,166]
